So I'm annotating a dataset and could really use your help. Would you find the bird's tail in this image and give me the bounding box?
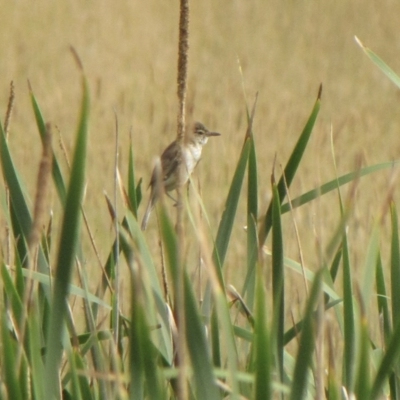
[141,194,155,231]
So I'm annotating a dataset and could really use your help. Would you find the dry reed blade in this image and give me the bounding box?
[3,81,15,266]
[28,123,53,253]
[15,123,53,372]
[4,81,15,139]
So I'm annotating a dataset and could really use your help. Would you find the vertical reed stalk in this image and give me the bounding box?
[175,0,190,398]
[112,112,120,344]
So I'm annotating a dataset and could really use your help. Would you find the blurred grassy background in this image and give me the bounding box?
[1,0,400,296]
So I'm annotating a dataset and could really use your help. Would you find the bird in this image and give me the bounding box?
[141,122,220,230]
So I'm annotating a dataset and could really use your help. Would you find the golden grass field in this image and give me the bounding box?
[2,0,400,304]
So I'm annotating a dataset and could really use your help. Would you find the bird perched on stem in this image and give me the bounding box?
[141,122,220,230]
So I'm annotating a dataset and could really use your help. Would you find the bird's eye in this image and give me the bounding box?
[194,123,207,135]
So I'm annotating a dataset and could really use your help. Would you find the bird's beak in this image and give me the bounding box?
[206,131,221,137]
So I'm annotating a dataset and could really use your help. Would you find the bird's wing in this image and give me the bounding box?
[149,140,180,187]
[161,141,181,185]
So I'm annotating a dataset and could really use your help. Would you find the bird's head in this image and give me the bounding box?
[192,122,220,145]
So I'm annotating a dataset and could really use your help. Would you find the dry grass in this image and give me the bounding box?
[1,0,400,309]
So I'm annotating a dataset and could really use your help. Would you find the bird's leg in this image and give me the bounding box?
[186,180,191,197]
[167,192,179,206]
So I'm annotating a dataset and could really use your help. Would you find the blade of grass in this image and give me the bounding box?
[289,269,323,400]
[211,94,257,279]
[376,254,391,341]
[242,132,259,310]
[355,36,400,90]
[243,213,258,311]
[129,259,164,400]
[259,84,322,245]
[19,354,30,400]
[325,246,342,304]
[122,213,173,364]
[326,322,341,400]
[213,137,251,275]
[280,160,400,214]
[388,203,400,397]
[369,316,400,400]
[183,204,241,398]
[1,313,22,400]
[17,268,110,309]
[76,257,110,400]
[214,287,240,397]
[202,137,251,318]
[254,266,271,400]
[342,231,355,392]
[201,97,256,329]
[244,95,259,310]
[128,301,144,400]
[28,301,46,400]
[274,256,340,301]
[44,76,89,399]
[271,181,284,384]
[183,272,220,399]
[0,109,52,290]
[67,350,85,400]
[390,203,400,327]
[211,306,221,368]
[0,120,32,242]
[361,224,380,309]
[127,142,141,217]
[158,202,191,398]
[283,299,341,346]
[29,87,67,205]
[199,116,254,394]
[354,292,371,400]
[1,263,23,324]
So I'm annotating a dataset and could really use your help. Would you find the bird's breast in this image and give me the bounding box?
[173,143,202,186]
[183,144,202,173]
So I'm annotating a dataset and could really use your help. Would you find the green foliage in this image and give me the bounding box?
[2,41,400,400]
[44,76,89,398]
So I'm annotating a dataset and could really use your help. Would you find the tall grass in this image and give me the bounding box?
[2,29,400,400]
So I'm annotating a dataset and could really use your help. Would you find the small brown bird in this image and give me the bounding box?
[141,122,220,230]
